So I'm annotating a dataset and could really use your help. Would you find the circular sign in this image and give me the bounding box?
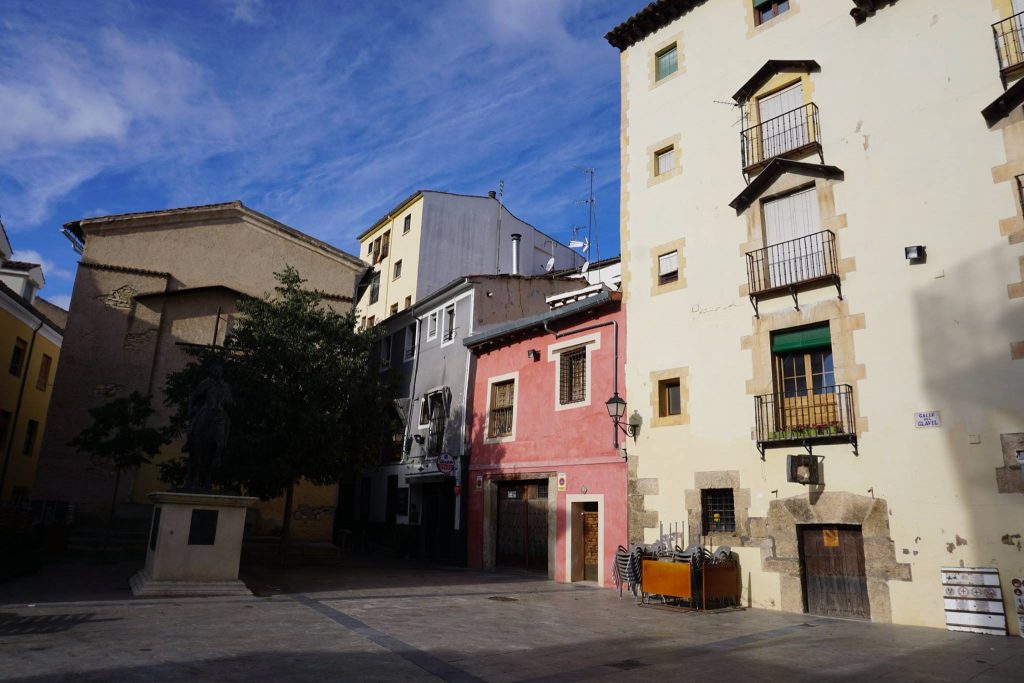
[437,452,456,475]
[1013,578,1022,588]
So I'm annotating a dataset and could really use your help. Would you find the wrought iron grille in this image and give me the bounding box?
[993,12,1024,73]
[754,383,856,447]
[746,230,838,296]
[741,102,821,171]
[488,380,515,437]
[558,347,587,405]
[700,488,736,534]
[427,393,447,456]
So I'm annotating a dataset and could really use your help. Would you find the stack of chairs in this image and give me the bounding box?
[612,545,644,602]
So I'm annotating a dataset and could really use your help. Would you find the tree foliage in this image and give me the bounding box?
[161,266,399,503]
[69,391,168,473]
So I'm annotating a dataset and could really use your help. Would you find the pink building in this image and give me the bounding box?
[463,285,628,587]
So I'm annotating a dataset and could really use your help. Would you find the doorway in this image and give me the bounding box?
[570,501,600,582]
[799,524,870,619]
[496,480,548,572]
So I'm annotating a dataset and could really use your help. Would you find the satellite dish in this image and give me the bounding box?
[581,260,590,274]
[568,240,585,249]
[544,257,555,272]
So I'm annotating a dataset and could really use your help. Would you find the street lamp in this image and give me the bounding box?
[605,393,640,450]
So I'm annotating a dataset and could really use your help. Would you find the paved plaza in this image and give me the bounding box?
[1,559,1022,682]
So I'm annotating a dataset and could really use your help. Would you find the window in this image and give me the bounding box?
[427,311,439,340]
[393,259,402,280]
[370,237,381,263]
[390,303,399,316]
[754,0,790,25]
[380,231,391,259]
[403,214,412,233]
[655,146,675,176]
[761,187,822,288]
[404,296,412,310]
[367,316,375,328]
[488,380,515,438]
[701,488,736,533]
[420,391,448,456]
[442,303,456,342]
[0,411,11,454]
[558,346,587,406]
[771,324,839,432]
[22,419,39,456]
[379,334,392,370]
[369,272,380,304]
[658,251,679,285]
[658,378,681,417]
[36,353,53,391]
[361,316,367,330]
[655,44,678,81]
[403,323,417,360]
[9,338,27,377]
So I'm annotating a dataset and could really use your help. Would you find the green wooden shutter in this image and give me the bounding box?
[771,325,831,353]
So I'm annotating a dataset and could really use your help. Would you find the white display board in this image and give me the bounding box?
[941,567,1007,636]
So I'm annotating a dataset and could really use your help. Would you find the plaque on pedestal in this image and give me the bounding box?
[130,491,257,597]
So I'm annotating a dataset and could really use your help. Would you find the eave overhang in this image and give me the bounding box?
[605,0,707,52]
[729,159,844,214]
[733,60,820,104]
[982,77,1024,128]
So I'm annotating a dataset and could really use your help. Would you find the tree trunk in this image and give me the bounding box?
[102,468,121,562]
[277,481,295,565]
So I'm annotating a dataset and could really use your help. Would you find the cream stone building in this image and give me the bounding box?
[354,190,581,325]
[35,202,365,541]
[608,0,1024,632]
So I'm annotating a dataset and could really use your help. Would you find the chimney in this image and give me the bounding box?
[510,233,522,275]
[488,190,497,199]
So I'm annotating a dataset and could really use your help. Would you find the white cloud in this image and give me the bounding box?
[218,0,263,25]
[11,249,74,281]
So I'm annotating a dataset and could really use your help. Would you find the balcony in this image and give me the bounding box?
[754,383,857,458]
[741,103,822,175]
[745,230,841,316]
[993,12,1024,85]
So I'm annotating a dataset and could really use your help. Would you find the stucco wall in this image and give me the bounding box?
[617,0,1024,629]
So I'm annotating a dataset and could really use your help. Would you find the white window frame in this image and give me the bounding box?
[441,302,457,347]
[658,251,679,285]
[393,259,402,280]
[483,371,519,445]
[655,146,675,176]
[547,331,601,412]
[426,311,439,341]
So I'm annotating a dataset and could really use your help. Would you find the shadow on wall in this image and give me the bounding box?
[913,238,1024,565]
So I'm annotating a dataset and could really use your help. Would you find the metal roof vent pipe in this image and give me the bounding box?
[510,233,522,275]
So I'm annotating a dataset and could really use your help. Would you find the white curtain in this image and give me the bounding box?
[758,83,807,159]
[763,188,823,287]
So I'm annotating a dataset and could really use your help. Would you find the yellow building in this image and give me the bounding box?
[0,221,63,502]
[609,0,1024,632]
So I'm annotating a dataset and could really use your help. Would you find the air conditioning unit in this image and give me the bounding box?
[787,454,822,486]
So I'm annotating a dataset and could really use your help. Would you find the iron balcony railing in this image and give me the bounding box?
[754,383,856,455]
[741,102,821,172]
[488,406,514,438]
[746,230,838,296]
[993,12,1024,75]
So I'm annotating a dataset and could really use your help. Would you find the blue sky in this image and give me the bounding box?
[0,0,647,308]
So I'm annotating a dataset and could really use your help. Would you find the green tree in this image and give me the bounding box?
[68,391,168,551]
[162,266,399,559]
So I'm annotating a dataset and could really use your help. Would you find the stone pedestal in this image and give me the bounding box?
[130,491,257,598]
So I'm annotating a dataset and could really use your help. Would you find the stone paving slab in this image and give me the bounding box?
[0,560,1022,681]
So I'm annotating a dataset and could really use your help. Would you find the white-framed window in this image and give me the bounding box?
[658,251,679,285]
[655,44,678,81]
[547,332,601,411]
[403,322,417,361]
[403,214,412,233]
[484,372,519,443]
[427,311,439,341]
[441,303,456,344]
[655,146,675,176]
[393,259,402,280]
[418,389,449,457]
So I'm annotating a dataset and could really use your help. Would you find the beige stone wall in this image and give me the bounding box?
[618,0,1024,630]
[36,209,361,541]
[356,195,424,324]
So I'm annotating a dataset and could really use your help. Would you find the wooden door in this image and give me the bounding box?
[496,481,548,572]
[800,525,870,619]
[582,512,599,581]
[774,347,836,432]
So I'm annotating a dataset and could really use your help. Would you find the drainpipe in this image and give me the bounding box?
[510,234,522,276]
[542,317,621,450]
[0,318,44,499]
